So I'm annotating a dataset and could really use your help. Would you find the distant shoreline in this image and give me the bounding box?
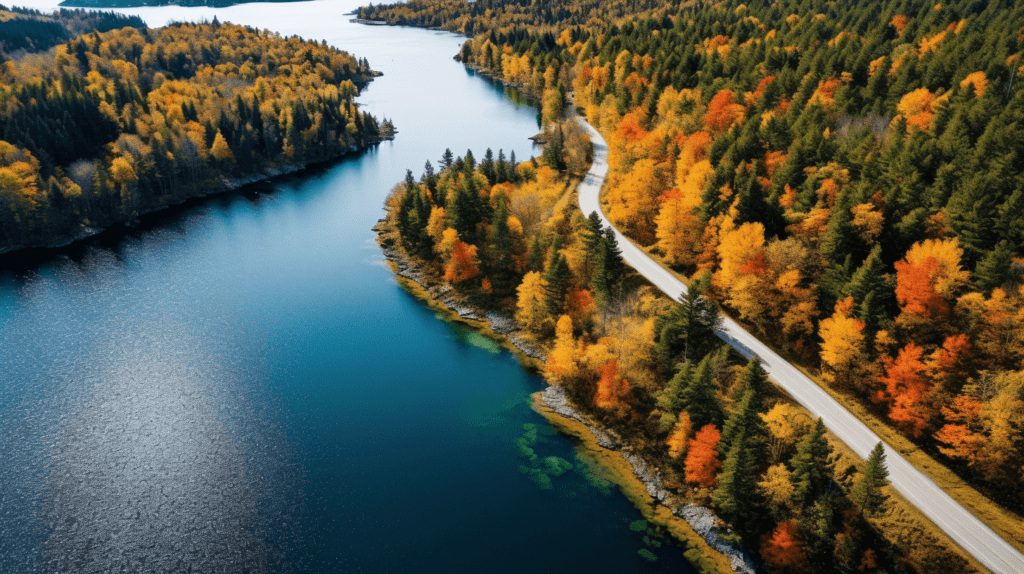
[59,0,306,8]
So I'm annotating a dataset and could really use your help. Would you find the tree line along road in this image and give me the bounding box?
[574,117,1024,574]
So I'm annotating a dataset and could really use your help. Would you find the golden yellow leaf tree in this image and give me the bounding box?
[516,271,551,333]
[666,411,692,459]
[819,296,867,388]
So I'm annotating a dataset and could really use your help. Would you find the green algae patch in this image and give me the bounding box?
[531,391,733,574]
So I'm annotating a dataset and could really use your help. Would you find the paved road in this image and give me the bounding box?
[575,119,1024,574]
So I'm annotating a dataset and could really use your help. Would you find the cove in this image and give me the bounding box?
[0,1,699,571]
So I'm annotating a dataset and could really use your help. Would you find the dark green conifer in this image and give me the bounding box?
[790,419,834,507]
[851,442,890,514]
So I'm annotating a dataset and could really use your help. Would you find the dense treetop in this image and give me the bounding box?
[0,20,387,252]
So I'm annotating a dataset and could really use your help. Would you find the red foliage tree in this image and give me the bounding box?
[761,521,807,571]
[877,343,931,437]
[444,240,480,284]
[704,89,745,134]
[684,424,722,487]
[594,358,630,411]
[895,257,948,317]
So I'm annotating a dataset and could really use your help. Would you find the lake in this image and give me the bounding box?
[0,2,698,571]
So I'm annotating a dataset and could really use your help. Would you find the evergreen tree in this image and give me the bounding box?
[487,195,515,295]
[712,431,760,530]
[681,354,724,430]
[790,419,834,507]
[851,442,890,514]
[974,239,1013,292]
[543,126,566,170]
[659,361,694,414]
[544,253,573,314]
[654,272,721,369]
[592,225,625,300]
[526,235,544,272]
[440,148,454,170]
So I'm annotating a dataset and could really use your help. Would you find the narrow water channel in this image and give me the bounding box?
[0,1,698,571]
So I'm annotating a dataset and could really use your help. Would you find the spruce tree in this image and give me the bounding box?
[659,361,694,414]
[681,354,724,430]
[974,239,1012,292]
[852,442,889,514]
[790,419,834,508]
[712,431,759,529]
[487,196,514,295]
[654,272,721,369]
[846,245,886,306]
[526,235,544,272]
[440,148,454,170]
[544,253,572,314]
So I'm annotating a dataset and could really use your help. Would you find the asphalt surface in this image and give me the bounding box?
[575,119,1024,574]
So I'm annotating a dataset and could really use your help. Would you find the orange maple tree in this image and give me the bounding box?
[877,343,931,437]
[895,257,947,318]
[704,89,746,134]
[444,240,480,283]
[684,424,722,487]
[594,358,630,410]
[761,521,807,571]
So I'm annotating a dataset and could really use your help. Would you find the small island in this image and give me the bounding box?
[0,16,392,254]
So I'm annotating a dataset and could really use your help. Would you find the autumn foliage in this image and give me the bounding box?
[877,343,931,437]
[761,521,807,571]
[594,358,630,410]
[685,424,722,488]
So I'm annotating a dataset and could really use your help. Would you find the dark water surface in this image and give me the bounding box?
[0,2,698,571]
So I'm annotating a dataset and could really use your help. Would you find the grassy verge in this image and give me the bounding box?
[531,392,735,574]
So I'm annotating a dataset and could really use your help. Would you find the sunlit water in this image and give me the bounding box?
[0,1,698,571]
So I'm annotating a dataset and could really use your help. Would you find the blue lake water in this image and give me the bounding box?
[0,1,698,571]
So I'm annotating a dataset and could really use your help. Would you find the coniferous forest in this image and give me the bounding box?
[0,15,389,253]
[368,0,1024,571]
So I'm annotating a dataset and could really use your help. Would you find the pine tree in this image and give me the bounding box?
[712,431,759,529]
[790,419,834,507]
[527,235,544,272]
[659,361,694,414]
[846,245,886,306]
[592,226,625,300]
[852,442,889,514]
[544,253,572,314]
[654,271,721,369]
[974,239,1012,292]
[682,354,724,430]
[487,196,514,295]
[719,385,766,457]
[440,148,454,170]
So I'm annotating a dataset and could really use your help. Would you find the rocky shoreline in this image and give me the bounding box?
[542,385,757,574]
[374,219,546,361]
[374,217,755,574]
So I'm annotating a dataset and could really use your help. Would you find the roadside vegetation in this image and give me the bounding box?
[368,0,1024,570]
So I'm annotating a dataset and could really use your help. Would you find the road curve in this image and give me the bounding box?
[575,118,1024,574]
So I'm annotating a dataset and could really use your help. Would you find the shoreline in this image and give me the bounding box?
[0,141,389,260]
[373,217,755,574]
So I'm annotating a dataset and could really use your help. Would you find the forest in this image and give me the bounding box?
[0,7,145,54]
[60,0,301,7]
[0,18,390,253]
[369,0,1024,571]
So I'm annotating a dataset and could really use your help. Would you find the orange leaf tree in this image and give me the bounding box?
[684,424,722,487]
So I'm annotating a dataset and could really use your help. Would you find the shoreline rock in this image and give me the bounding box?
[540,385,756,574]
[374,220,545,361]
